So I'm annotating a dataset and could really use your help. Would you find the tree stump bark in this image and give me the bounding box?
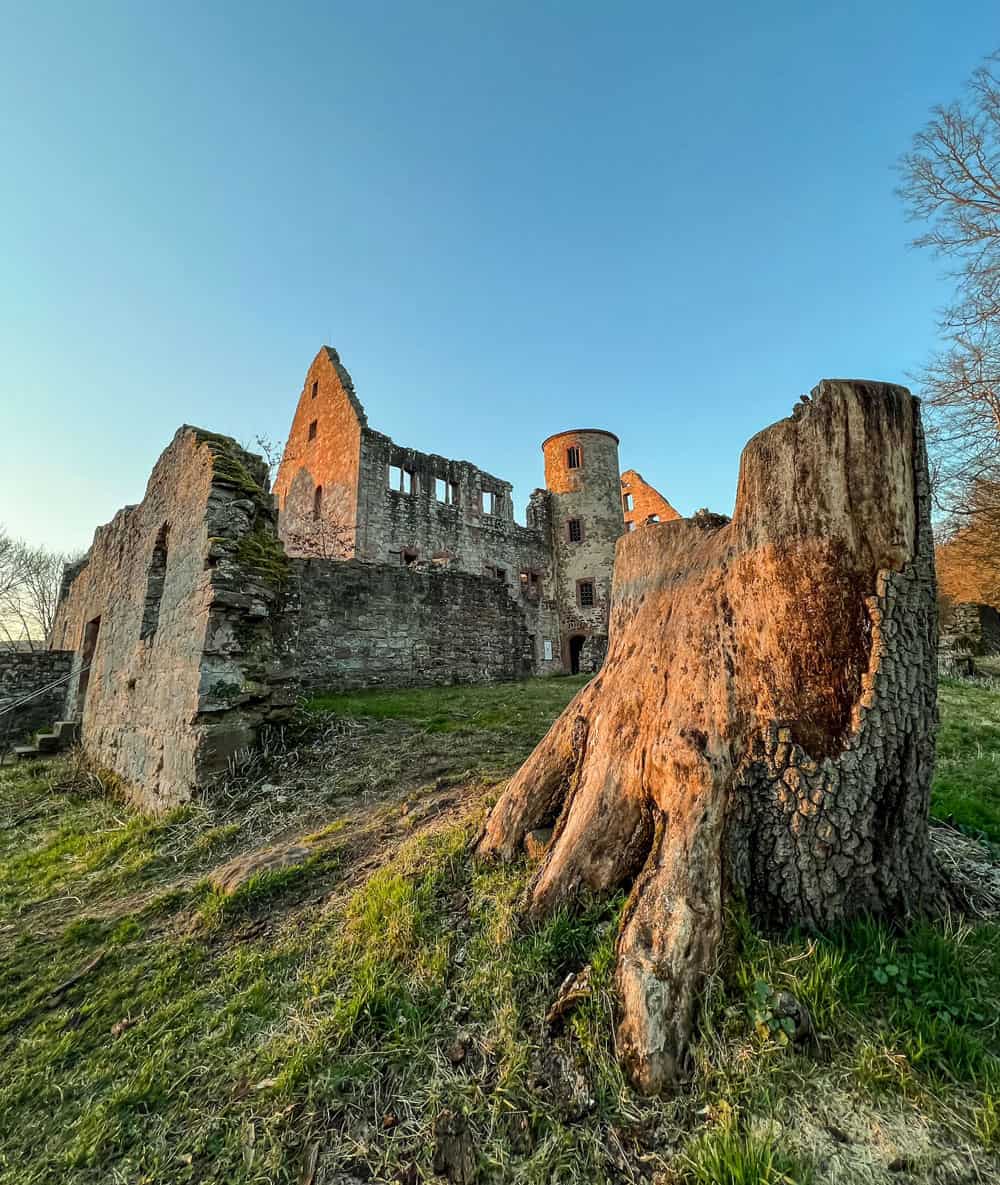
[478,380,939,1094]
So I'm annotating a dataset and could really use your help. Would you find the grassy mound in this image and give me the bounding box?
[0,675,998,1184]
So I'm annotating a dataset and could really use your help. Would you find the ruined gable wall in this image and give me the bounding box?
[51,429,294,812]
[621,469,680,530]
[285,559,543,691]
[274,347,364,558]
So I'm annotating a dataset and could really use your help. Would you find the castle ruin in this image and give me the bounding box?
[17,346,674,809]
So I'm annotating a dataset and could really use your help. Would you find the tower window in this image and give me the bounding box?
[482,490,503,516]
[308,420,318,441]
[567,518,582,542]
[313,485,323,520]
[578,579,595,608]
[311,380,318,399]
[624,493,634,511]
[567,446,581,469]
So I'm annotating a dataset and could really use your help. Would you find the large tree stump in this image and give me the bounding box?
[478,380,939,1094]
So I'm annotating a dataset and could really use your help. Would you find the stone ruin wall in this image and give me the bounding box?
[352,429,563,676]
[50,427,296,812]
[940,601,1000,657]
[0,649,74,745]
[273,346,365,558]
[285,558,558,692]
[621,468,681,530]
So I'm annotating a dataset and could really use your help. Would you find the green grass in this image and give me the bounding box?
[932,678,1000,843]
[308,674,589,736]
[0,674,999,1183]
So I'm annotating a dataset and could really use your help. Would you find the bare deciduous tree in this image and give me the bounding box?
[898,52,1000,597]
[0,526,79,651]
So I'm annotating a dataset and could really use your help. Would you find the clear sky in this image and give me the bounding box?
[1,1,995,552]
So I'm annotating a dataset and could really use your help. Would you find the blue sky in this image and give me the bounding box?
[1,1,995,551]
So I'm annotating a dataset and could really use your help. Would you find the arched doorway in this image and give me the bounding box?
[569,634,586,675]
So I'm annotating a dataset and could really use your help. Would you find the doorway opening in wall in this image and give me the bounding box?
[75,615,102,718]
[569,633,586,675]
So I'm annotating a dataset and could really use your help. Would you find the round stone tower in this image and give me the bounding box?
[542,428,624,673]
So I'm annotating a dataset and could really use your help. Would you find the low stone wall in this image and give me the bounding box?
[941,602,1000,656]
[286,559,534,692]
[0,649,74,744]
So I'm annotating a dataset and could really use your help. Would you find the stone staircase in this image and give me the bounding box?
[11,720,80,762]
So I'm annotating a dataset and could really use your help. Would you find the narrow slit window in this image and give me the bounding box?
[313,485,323,520]
[481,490,494,515]
[402,468,415,495]
[578,580,595,608]
[140,524,169,640]
[624,493,634,511]
[311,380,318,399]
[567,518,582,542]
[450,481,460,507]
[307,420,318,441]
[567,446,581,469]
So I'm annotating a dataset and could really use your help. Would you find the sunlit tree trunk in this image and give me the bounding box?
[478,380,939,1093]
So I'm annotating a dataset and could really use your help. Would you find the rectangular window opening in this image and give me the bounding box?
[567,518,582,542]
[313,485,323,521]
[389,464,403,491]
[624,493,634,511]
[140,524,169,641]
[402,468,415,495]
[567,446,581,469]
[307,420,318,441]
[578,580,595,608]
[311,380,318,399]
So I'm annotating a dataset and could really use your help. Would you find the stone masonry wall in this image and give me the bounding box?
[621,468,680,531]
[285,558,544,692]
[50,428,295,812]
[0,649,74,746]
[274,346,365,558]
[940,601,1000,656]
